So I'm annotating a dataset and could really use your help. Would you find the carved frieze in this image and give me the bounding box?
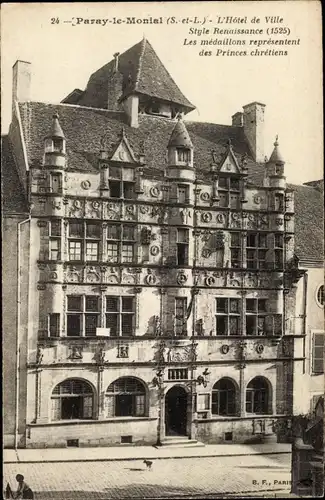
[85,266,101,283]
[68,345,83,360]
[65,265,83,283]
[106,202,121,220]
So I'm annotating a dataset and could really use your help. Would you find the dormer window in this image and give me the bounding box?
[44,138,65,154]
[53,138,64,153]
[177,148,191,163]
[218,176,240,208]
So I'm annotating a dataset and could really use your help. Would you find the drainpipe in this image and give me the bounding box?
[15,216,31,450]
[302,271,308,374]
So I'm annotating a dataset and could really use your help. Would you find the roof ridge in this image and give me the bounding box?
[134,37,147,91]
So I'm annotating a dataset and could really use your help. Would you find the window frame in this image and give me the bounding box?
[66,295,100,337]
[230,232,241,268]
[177,184,190,204]
[105,295,136,337]
[176,147,191,164]
[51,379,94,421]
[106,223,136,264]
[218,176,240,208]
[177,228,189,266]
[68,221,101,263]
[105,377,146,418]
[215,297,240,336]
[246,232,267,270]
[212,379,237,416]
[245,377,270,415]
[108,166,136,200]
[174,297,188,336]
[50,172,62,194]
[311,331,324,374]
[245,298,268,336]
[49,220,62,261]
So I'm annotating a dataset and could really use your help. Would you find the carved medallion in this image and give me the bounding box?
[177,273,187,286]
[150,245,159,256]
[150,186,160,198]
[221,345,229,354]
[202,249,211,258]
[201,212,212,223]
[145,274,156,285]
[81,180,91,190]
[200,192,210,201]
[205,276,216,287]
[253,195,262,204]
[256,344,264,354]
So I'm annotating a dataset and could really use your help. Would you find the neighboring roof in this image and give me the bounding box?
[61,89,84,105]
[1,135,29,214]
[304,179,324,191]
[63,39,195,112]
[289,183,324,263]
[17,101,260,183]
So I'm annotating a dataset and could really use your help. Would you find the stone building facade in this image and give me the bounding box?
[2,38,317,449]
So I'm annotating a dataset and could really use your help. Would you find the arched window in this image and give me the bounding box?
[106,377,146,418]
[51,379,94,421]
[212,378,236,416]
[316,285,324,307]
[246,377,271,414]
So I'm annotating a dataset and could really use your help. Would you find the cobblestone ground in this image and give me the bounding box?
[3,453,292,499]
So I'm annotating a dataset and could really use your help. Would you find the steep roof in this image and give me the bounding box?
[1,135,29,214]
[64,39,195,112]
[289,183,324,263]
[17,101,257,182]
[168,119,193,148]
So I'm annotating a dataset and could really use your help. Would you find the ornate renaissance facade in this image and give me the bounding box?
[2,39,322,449]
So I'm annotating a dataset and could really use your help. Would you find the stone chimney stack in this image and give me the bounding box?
[242,102,265,163]
[12,60,31,114]
[232,112,244,127]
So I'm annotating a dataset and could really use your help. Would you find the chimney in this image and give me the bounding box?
[113,52,120,73]
[12,60,31,113]
[232,112,243,127]
[242,102,265,163]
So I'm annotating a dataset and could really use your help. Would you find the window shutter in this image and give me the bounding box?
[106,395,115,417]
[83,396,93,418]
[274,314,282,336]
[265,234,275,269]
[51,398,61,421]
[135,395,145,416]
[245,390,253,413]
[265,315,274,336]
[312,333,324,374]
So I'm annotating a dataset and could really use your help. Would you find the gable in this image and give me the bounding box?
[219,151,240,174]
[110,139,136,163]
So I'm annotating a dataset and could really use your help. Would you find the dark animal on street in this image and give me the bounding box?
[143,459,153,470]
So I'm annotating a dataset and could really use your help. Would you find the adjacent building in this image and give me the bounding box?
[2,38,323,449]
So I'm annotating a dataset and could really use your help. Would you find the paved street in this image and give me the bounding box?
[4,453,292,499]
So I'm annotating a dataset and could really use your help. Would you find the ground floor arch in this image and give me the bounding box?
[165,385,189,436]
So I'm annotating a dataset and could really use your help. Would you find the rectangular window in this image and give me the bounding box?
[218,177,240,208]
[68,222,101,262]
[49,220,61,261]
[177,148,191,163]
[177,228,189,266]
[105,296,135,337]
[66,295,100,337]
[106,224,135,263]
[108,167,135,199]
[49,313,60,337]
[230,232,241,268]
[275,193,284,211]
[177,185,189,204]
[312,333,324,374]
[246,299,267,336]
[51,173,62,193]
[274,233,283,269]
[109,180,121,198]
[216,298,240,336]
[175,297,187,336]
[246,233,267,269]
[168,369,189,380]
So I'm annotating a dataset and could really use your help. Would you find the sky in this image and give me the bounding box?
[1,1,323,185]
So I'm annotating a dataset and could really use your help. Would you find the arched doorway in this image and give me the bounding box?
[165,386,188,436]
